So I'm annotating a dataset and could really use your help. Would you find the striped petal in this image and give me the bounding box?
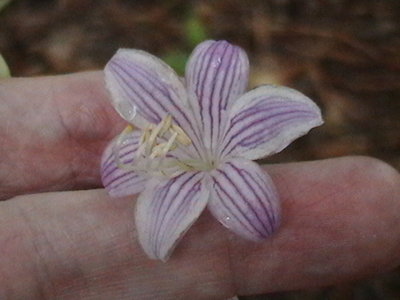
[105,49,203,156]
[135,171,210,261]
[220,85,323,160]
[101,130,146,197]
[208,158,280,241]
[185,40,249,151]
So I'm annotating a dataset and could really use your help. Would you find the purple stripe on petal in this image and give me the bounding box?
[102,138,140,173]
[206,43,230,144]
[224,100,306,142]
[110,62,163,123]
[214,167,272,236]
[220,85,323,160]
[156,177,203,254]
[102,150,135,176]
[238,112,315,148]
[116,62,204,156]
[213,187,257,236]
[109,173,143,191]
[105,167,137,187]
[101,139,139,178]
[228,162,275,228]
[213,179,266,237]
[100,130,146,197]
[186,40,249,154]
[221,107,298,156]
[219,47,236,107]
[152,173,202,254]
[105,49,205,157]
[112,58,197,127]
[208,158,280,241]
[151,172,197,250]
[229,99,292,127]
[222,109,315,156]
[195,43,220,108]
[135,172,209,261]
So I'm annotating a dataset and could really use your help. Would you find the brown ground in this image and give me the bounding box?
[1,0,399,299]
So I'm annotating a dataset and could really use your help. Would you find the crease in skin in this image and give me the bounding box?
[0,72,125,200]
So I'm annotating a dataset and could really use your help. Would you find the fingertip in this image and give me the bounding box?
[348,156,400,189]
[229,156,400,295]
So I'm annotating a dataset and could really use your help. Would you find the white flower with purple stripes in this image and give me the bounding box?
[101,40,323,261]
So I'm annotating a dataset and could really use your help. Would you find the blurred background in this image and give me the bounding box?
[0,0,399,299]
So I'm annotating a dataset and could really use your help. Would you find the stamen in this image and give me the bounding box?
[146,124,159,153]
[139,126,151,146]
[135,142,146,159]
[159,114,172,136]
[150,131,178,159]
[170,124,191,146]
[161,131,178,155]
[115,114,194,177]
[149,143,168,159]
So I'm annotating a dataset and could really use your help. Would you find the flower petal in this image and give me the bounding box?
[135,172,210,261]
[101,130,146,197]
[185,40,249,151]
[105,49,205,158]
[208,158,280,241]
[105,49,185,124]
[220,85,323,160]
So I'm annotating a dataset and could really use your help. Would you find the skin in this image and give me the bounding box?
[0,72,399,299]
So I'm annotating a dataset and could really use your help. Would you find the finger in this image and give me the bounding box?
[0,157,399,299]
[0,72,124,199]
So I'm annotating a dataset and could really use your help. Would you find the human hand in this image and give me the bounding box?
[0,72,399,299]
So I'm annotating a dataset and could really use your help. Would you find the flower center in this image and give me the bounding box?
[114,115,209,177]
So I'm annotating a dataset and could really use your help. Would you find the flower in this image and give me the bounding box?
[101,40,323,261]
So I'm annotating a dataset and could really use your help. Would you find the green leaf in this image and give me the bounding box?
[0,54,11,78]
[162,51,188,76]
[185,14,208,47]
[0,0,11,12]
